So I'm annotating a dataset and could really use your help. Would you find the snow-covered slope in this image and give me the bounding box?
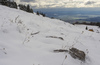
[0,5,100,65]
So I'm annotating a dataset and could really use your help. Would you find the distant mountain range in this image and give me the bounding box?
[78,17,100,22]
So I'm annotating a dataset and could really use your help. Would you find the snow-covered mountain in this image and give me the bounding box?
[0,5,100,65]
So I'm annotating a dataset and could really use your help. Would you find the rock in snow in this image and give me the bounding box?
[69,47,85,61]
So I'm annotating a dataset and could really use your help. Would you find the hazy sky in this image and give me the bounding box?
[15,0,100,9]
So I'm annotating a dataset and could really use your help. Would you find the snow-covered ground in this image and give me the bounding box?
[0,5,100,65]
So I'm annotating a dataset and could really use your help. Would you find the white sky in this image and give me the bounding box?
[15,0,100,8]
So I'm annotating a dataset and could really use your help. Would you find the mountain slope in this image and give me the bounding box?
[0,5,100,65]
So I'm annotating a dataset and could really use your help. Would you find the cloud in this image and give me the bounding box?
[85,1,96,5]
[20,0,36,2]
[15,0,100,8]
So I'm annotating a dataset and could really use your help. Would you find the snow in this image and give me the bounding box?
[0,5,100,65]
